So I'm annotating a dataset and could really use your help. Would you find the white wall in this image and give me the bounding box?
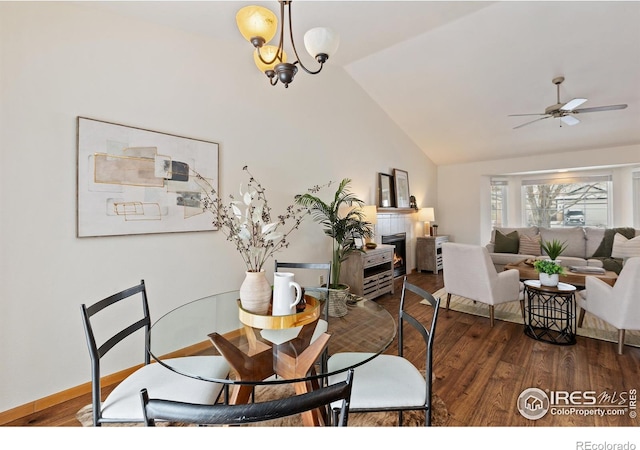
[438,145,640,246]
[0,3,437,413]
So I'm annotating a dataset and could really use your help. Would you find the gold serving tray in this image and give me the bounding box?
[238,295,322,329]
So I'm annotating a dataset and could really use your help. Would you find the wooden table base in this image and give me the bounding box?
[208,321,331,426]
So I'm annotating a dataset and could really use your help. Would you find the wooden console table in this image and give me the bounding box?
[341,244,394,299]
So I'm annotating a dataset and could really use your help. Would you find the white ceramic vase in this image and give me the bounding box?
[539,273,559,287]
[239,270,272,315]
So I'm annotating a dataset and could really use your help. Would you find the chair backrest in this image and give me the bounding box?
[274,260,332,318]
[612,257,640,328]
[140,369,354,426]
[398,277,440,419]
[80,280,150,425]
[442,242,498,300]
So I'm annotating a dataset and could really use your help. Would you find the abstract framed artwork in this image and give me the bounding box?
[393,168,411,208]
[77,117,219,237]
[378,173,395,207]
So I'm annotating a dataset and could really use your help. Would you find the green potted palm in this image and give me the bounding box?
[541,239,568,261]
[296,179,373,315]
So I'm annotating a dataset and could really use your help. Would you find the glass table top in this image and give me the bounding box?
[148,289,396,385]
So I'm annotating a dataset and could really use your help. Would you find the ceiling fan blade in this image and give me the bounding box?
[572,104,628,114]
[513,115,551,129]
[560,98,587,111]
[560,115,580,126]
[508,113,547,117]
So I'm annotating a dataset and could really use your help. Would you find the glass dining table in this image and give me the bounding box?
[147,288,396,426]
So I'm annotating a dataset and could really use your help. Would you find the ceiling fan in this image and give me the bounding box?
[510,76,628,129]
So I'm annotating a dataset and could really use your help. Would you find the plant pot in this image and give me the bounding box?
[239,270,272,315]
[327,284,350,318]
[539,273,559,287]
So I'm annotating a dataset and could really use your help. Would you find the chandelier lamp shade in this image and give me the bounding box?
[236,1,339,88]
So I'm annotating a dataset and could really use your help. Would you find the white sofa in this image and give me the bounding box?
[486,226,640,273]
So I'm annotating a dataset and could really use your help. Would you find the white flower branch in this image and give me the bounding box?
[194,166,324,272]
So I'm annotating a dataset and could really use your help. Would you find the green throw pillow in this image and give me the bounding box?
[494,230,519,254]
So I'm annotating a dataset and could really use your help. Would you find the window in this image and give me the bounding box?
[521,175,611,228]
[491,178,508,228]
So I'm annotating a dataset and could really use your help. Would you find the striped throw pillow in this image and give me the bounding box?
[611,233,640,259]
[519,234,541,256]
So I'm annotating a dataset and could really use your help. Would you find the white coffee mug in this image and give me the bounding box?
[272,272,303,316]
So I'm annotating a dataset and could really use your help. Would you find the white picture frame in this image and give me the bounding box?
[393,168,411,208]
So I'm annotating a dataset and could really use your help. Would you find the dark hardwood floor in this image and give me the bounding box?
[5,271,639,427]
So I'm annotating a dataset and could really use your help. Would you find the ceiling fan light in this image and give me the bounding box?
[254,46,287,73]
[236,5,278,45]
[561,98,587,111]
[303,27,340,60]
[561,115,580,126]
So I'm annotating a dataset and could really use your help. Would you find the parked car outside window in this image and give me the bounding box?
[564,210,585,225]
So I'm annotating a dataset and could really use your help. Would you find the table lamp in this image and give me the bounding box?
[418,207,435,236]
[361,205,378,244]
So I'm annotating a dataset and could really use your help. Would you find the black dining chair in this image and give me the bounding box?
[274,261,333,375]
[140,369,354,427]
[80,279,231,426]
[327,277,440,426]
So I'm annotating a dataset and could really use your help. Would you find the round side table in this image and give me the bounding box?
[523,280,577,345]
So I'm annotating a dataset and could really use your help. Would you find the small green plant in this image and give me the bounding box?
[541,239,568,261]
[533,259,565,275]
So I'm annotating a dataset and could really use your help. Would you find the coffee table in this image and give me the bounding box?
[505,259,617,287]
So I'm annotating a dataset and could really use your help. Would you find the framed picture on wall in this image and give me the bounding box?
[77,117,219,237]
[378,173,395,207]
[393,168,410,208]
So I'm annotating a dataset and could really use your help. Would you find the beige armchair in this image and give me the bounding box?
[577,257,640,354]
[442,242,523,327]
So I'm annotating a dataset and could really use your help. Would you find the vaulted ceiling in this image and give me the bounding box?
[86,1,640,166]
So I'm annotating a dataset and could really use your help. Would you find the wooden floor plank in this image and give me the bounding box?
[4,271,639,427]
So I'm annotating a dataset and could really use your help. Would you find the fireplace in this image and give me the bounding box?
[381,232,407,278]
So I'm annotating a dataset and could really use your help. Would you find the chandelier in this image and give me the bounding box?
[236,1,339,88]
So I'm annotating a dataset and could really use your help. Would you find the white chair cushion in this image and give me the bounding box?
[101,356,229,420]
[261,327,302,345]
[328,353,426,409]
[312,319,328,342]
